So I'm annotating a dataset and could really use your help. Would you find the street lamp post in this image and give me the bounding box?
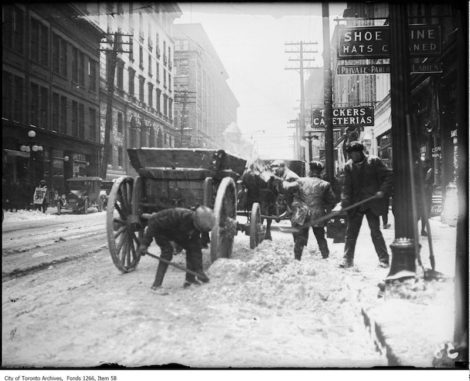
[19,130,43,189]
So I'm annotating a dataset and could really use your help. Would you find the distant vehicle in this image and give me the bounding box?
[99,180,114,210]
[58,177,104,214]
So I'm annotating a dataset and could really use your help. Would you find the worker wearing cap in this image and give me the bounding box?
[270,160,299,182]
[283,161,337,260]
[337,141,393,268]
[138,206,215,289]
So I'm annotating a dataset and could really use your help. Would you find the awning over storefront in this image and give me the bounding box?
[3,149,30,158]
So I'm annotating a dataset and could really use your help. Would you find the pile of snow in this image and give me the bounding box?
[3,209,59,223]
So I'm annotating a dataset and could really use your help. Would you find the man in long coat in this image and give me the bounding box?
[339,141,393,268]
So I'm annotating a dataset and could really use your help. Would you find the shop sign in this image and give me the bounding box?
[431,146,441,158]
[411,62,443,74]
[311,106,374,127]
[337,64,390,75]
[338,25,441,59]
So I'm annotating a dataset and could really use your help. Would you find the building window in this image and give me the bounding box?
[156,89,161,113]
[163,94,168,117]
[72,47,78,83]
[40,23,48,66]
[163,69,167,88]
[163,40,167,65]
[139,45,143,69]
[117,112,123,133]
[88,59,97,92]
[3,5,25,54]
[149,127,155,147]
[52,93,59,132]
[40,87,48,129]
[30,83,39,126]
[2,72,12,120]
[128,68,135,96]
[78,104,85,139]
[168,98,173,120]
[156,33,160,58]
[79,52,85,87]
[60,96,67,134]
[118,146,123,166]
[168,74,171,92]
[140,121,147,147]
[31,19,40,62]
[52,34,60,73]
[13,76,23,123]
[72,101,78,136]
[60,38,67,77]
[148,53,152,76]
[89,108,96,142]
[139,76,145,103]
[116,61,124,91]
[156,62,160,83]
[148,83,153,108]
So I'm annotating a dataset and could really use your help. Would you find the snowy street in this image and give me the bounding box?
[2,210,394,368]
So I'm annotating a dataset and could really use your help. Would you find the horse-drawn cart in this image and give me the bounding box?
[237,159,306,249]
[106,148,250,274]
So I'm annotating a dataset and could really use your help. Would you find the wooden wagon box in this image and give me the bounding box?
[127,148,247,211]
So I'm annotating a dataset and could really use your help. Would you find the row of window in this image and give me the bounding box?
[2,71,98,143]
[3,5,99,92]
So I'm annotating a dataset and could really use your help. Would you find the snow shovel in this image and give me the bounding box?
[276,194,381,233]
[406,115,443,281]
[143,251,207,280]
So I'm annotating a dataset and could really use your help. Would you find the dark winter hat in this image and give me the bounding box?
[39,179,46,185]
[345,141,364,153]
[309,161,323,173]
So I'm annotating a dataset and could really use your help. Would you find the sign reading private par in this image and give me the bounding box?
[338,25,441,59]
[311,106,374,127]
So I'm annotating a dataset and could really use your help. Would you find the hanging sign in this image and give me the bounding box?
[338,25,441,59]
[311,106,374,127]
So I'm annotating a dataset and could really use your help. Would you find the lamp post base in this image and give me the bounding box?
[386,237,416,282]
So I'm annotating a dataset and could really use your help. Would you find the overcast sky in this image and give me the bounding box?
[175,2,346,159]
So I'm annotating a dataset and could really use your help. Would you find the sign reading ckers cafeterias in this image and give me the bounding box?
[338,25,441,59]
[311,106,374,128]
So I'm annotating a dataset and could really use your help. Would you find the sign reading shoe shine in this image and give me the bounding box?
[338,24,441,59]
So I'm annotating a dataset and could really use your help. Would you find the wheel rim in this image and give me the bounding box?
[106,176,141,273]
[250,202,264,249]
[210,177,237,263]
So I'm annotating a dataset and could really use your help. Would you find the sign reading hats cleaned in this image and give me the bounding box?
[311,106,374,127]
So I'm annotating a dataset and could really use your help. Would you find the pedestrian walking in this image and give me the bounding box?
[416,158,433,236]
[270,159,299,182]
[137,206,215,290]
[336,141,393,268]
[282,161,337,260]
[33,179,49,213]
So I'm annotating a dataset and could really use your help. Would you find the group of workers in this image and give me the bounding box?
[137,139,397,291]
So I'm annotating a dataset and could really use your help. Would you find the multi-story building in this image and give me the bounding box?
[82,3,181,179]
[2,3,103,199]
[173,23,239,150]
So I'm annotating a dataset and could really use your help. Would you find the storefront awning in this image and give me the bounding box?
[3,149,30,158]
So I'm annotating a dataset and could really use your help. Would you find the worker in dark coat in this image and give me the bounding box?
[137,206,215,290]
[337,141,393,268]
[283,161,337,260]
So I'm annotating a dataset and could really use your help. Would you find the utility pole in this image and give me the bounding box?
[174,90,196,147]
[285,41,318,161]
[99,32,132,180]
[322,3,334,183]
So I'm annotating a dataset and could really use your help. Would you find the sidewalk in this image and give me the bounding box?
[355,213,460,367]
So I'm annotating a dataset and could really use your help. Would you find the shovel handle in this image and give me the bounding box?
[145,251,205,279]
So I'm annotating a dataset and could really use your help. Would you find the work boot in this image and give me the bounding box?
[294,243,304,261]
[151,263,168,289]
[183,279,202,288]
[339,258,353,268]
[378,259,390,268]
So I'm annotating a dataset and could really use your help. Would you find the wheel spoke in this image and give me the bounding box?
[113,217,125,225]
[116,234,126,260]
[130,231,140,247]
[114,225,126,239]
[114,200,126,220]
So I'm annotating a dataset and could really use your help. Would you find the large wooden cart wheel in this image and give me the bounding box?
[249,202,265,249]
[210,177,237,263]
[203,177,214,208]
[106,176,142,273]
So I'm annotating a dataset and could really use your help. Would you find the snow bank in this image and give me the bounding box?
[3,209,59,223]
